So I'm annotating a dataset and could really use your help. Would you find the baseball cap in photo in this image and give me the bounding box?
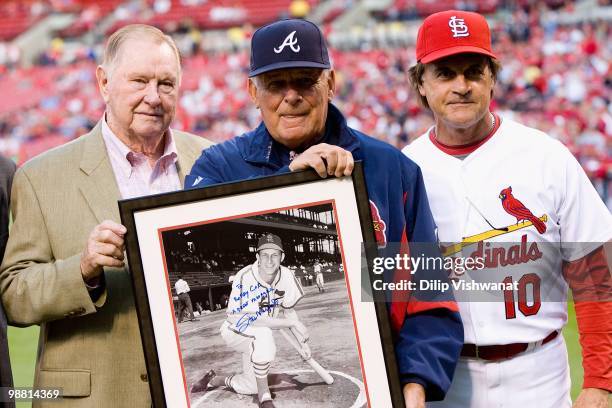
[416,10,497,64]
[249,18,330,77]
[257,233,284,252]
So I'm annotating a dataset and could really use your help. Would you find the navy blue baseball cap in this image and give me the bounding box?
[249,19,331,77]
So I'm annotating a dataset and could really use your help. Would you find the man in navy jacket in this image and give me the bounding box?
[187,19,463,407]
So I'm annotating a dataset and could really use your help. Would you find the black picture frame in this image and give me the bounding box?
[119,162,403,407]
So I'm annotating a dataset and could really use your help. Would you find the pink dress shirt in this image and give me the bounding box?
[101,118,182,199]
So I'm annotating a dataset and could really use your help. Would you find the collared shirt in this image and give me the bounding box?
[175,278,190,295]
[101,116,181,199]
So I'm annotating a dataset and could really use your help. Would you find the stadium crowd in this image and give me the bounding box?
[0,2,610,204]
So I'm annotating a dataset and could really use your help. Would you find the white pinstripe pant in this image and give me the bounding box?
[220,320,277,395]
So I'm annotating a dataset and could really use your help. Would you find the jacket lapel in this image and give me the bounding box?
[77,127,204,222]
[78,123,122,224]
[174,132,200,184]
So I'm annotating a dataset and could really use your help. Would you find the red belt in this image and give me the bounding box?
[461,331,559,361]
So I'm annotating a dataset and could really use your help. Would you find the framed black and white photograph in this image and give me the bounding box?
[119,163,402,408]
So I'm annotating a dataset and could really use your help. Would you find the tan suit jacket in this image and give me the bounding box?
[0,124,212,407]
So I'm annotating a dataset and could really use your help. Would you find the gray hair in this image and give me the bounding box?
[102,24,181,77]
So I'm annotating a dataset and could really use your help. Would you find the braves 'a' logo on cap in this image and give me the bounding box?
[448,16,470,38]
[274,30,301,54]
[266,234,275,242]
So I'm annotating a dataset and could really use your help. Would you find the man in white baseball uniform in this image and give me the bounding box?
[403,10,611,408]
[314,259,325,293]
[175,275,196,323]
[190,233,308,408]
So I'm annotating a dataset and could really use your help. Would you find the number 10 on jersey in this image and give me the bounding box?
[503,273,541,319]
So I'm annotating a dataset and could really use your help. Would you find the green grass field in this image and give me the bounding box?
[565,303,583,400]
[7,326,38,408]
[7,304,584,406]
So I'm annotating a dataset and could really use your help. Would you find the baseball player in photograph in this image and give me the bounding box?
[314,259,325,293]
[403,10,611,408]
[190,233,309,408]
[175,274,197,323]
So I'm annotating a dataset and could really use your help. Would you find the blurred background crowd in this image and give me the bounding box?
[0,0,610,205]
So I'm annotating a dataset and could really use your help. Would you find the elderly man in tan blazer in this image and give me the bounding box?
[0,25,212,407]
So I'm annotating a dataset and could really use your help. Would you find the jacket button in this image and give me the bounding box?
[140,374,148,382]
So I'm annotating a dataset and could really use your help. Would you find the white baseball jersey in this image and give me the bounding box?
[403,116,612,345]
[175,278,190,295]
[226,261,304,332]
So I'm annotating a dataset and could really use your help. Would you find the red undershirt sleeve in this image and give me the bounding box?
[563,245,612,391]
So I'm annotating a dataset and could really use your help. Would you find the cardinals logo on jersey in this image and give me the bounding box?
[369,201,387,248]
[499,186,546,234]
[441,188,548,257]
[259,288,284,316]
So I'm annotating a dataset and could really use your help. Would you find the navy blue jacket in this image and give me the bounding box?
[186,104,463,400]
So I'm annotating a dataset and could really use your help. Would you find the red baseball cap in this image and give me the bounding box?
[416,10,497,63]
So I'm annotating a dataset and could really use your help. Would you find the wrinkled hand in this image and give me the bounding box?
[289,143,354,178]
[291,320,310,343]
[403,383,425,408]
[80,220,126,282]
[573,388,609,408]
